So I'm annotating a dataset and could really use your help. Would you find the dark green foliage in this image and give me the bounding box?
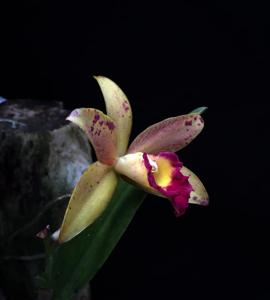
[41,179,146,300]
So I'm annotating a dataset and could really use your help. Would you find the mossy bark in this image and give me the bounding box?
[0,100,92,300]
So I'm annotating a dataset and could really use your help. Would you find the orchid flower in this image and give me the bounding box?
[59,76,208,243]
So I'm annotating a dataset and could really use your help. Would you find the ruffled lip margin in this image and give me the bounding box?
[143,152,193,216]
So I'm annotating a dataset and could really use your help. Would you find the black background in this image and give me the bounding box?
[1,1,269,299]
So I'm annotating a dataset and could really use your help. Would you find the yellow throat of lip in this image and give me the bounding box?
[149,156,172,188]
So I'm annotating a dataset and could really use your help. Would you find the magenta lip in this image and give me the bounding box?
[143,152,193,216]
[143,152,160,191]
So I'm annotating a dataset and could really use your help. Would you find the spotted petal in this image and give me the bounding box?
[67,108,117,165]
[94,76,132,156]
[59,162,118,243]
[128,114,204,154]
[181,167,209,206]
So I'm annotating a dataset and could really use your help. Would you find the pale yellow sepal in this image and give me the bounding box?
[181,167,209,206]
[59,162,118,243]
[94,76,132,156]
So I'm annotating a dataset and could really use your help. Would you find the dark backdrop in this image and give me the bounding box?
[1,1,269,299]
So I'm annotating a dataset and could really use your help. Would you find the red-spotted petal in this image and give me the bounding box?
[94,76,132,156]
[128,114,204,154]
[67,108,117,165]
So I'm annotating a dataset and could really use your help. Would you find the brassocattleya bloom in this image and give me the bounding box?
[59,76,208,243]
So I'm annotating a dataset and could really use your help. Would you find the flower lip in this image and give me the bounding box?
[143,152,193,216]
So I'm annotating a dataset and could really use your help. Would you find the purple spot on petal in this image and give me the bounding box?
[106,121,115,131]
[122,100,130,112]
[99,121,104,126]
[185,120,193,126]
[93,113,100,124]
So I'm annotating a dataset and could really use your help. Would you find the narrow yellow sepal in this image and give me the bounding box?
[94,76,132,156]
[59,162,118,243]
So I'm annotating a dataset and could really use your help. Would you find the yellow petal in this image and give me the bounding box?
[181,167,209,206]
[59,162,118,243]
[67,108,117,165]
[94,76,132,156]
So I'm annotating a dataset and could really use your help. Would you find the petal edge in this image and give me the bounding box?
[181,166,209,206]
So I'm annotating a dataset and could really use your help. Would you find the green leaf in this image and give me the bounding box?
[42,179,146,300]
[189,107,208,114]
